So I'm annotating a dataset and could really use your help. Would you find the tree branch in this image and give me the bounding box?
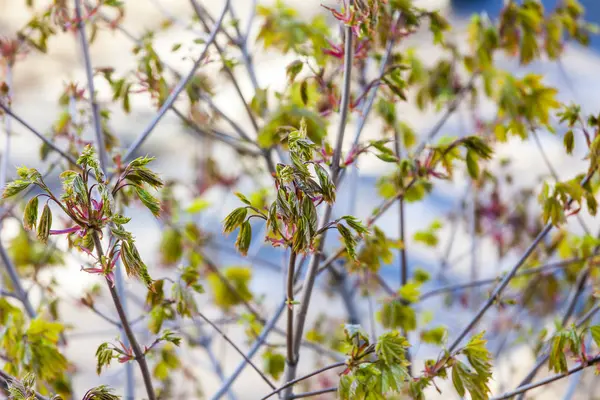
[91,232,156,400]
[74,0,107,172]
[290,387,337,399]
[417,255,594,302]
[284,3,355,394]
[491,354,600,400]
[286,251,297,370]
[261,362,345,400]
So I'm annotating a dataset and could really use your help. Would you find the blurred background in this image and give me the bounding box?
[1,0,600,399]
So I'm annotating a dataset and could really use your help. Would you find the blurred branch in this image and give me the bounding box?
[194,312,276,391]
[0,242,36,318]
[0,102,78,165]
[121,0,231,163]
[261,361,345,400]
[211,301,285,400]
[491,353,600,400]
[190,0,260,133]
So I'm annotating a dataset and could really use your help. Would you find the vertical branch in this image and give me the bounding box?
[114,260,135,400]
[284,3,355,396]
[393,126,411,373]
[286,251,297,370]
[91,233,156,400]
[392,129,408,287]
[330,14,354,182]
[74,0,107,171]
[74,2,138,394]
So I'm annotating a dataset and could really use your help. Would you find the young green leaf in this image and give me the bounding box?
[95,342,115,375]
[466,149,480,179]
[263,350,286,380]
[223,207,248,234]
[121,241,153,288]
[3,180,32,198]
[376,331,410,365]
[235,192,252,205]
[37,203,52,243]
[235,221,252,256]
[590,326,600,348]
[286,60,303,82]
[564,130,574,154]
[337,223,357,261]
[134,186,161,217]
[23,196,39,231]
[341,215,369,237]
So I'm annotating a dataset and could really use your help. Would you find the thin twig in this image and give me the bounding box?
[290,387,337,399]
[171,106,260,155]
[418,255,594,302]
[412,75,476,155]
[195,312,276,390]
[0,63,14,231]
[83,302,121,327]
[91,232,156,400]
[211,301,285,400]
[261,362,345,400]
[491,354,600,400]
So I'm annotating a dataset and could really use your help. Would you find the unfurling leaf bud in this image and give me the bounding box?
[23,196,39,231]
[235,221,252,256]
[337,223,357,261]
[286,60,303,83]
[121,241,153,288]
[223,207,247,234]
[134,186,161,217]
[2,179,31,198]
[37,204,52,243]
